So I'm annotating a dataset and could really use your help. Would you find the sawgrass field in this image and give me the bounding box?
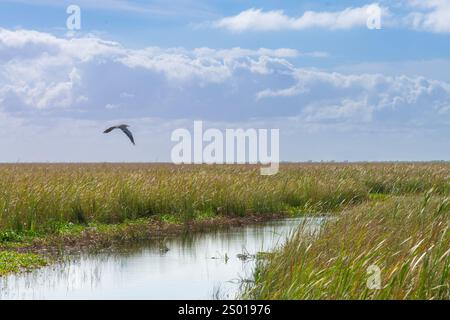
[0,162,448,299]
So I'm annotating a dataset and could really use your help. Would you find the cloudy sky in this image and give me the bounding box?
[0,0,449,162]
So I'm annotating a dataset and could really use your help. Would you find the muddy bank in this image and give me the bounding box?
[1,213,288,257]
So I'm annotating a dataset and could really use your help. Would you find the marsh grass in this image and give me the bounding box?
[0,251,48,276]
[0,162,448,295]
[0,163,447,237]
[244,194,449,299]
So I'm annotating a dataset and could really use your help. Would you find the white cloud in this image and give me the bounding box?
[332,59,450,82]
[120,92,134,98]
[403,0,450,33]
[0,28,301,111]
[0,28,448,133]
[257,69,450,124]
[0,25,448,162]
[302,98,373,123]
[105,103,120,109]
[212,1,450,34]
[213,4,384,32]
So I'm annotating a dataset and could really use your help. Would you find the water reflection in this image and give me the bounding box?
[0,217,324,300]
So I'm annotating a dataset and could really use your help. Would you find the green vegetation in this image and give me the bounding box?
[245,194,449,299]
[0,163,447,236]
[0,251,47,276]
[0,162,448,294]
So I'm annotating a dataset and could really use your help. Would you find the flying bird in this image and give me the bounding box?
[103,124,135,145]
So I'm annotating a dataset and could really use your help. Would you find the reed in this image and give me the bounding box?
[244,193,449,299]
[0,163,447,236]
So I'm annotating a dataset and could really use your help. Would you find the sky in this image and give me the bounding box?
[0,0,449,162]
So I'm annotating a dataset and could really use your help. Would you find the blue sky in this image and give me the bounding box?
[0,0,449,162]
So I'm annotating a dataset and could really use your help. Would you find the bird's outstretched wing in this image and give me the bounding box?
[120,127,135,145]
[103,126,117,134]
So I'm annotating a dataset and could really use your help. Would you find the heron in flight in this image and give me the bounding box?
[103,124,135,145]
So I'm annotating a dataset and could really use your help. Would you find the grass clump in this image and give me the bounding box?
[0,251,48,276]
[244,192,450,300]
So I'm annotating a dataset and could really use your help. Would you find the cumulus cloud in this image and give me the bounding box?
[0,27,449,161]
[257,69,450,125]
[403,0,450,33]
[212,4,384,32]
[0,28,301,114]
[105,103,120,110]
[212,1,450,34]
[0,28,449,131]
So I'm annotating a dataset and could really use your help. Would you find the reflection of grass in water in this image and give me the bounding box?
[212,283,232,300]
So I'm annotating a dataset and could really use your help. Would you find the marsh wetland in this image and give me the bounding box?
[0,217,324,299]
[0,163,448,299]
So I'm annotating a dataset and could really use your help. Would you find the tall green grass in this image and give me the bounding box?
[0,163,447,236]
[244,193,449,299]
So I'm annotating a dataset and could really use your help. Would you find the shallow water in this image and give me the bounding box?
[0,217,324,300]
